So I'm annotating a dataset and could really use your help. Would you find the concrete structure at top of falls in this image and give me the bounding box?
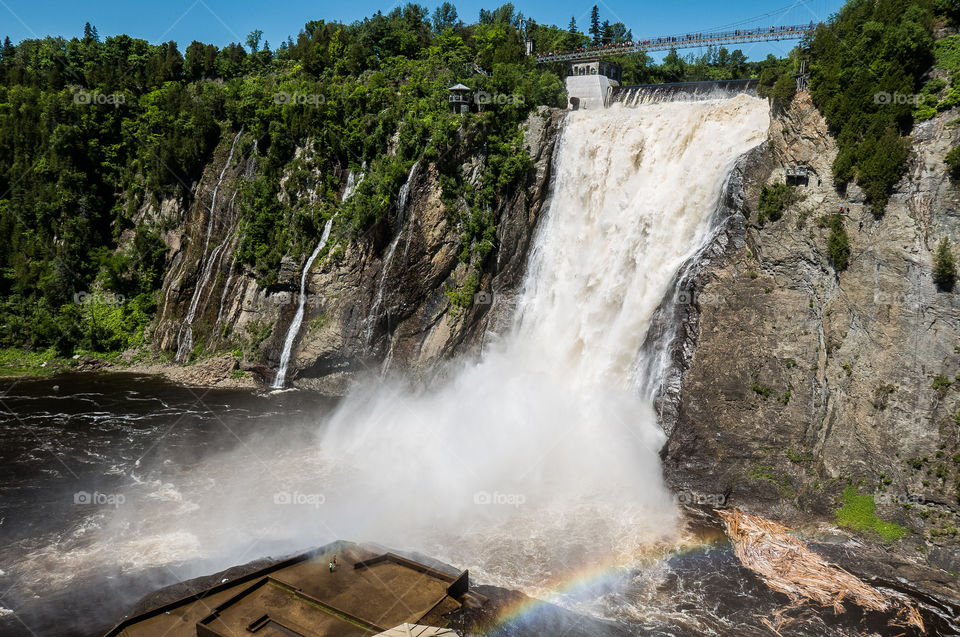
[563,59,622,109]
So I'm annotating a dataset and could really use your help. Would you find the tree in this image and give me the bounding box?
[589,6,601,45]
[246,29,263,53]
[607,22,629,44]
[490,3,516,26]
[83,22,99,43]
[662,49,685,81]
[567,16,580,48]
[183,40,206,80]
[728,49,748,78]
[601,20,611,45]
[934,238,957,292]
[827,213,850,272]
[432,2,458,33]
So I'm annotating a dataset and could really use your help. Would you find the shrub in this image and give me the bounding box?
[934,237,957,291]
[827,213,850,272]
[757,183,797,225]
[834,486,909,542]
[946,146,960,178]
[933,374,953,395]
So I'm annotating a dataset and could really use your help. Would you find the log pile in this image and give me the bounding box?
[717,508,924,635]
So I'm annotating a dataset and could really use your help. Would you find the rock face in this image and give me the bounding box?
[151,108,563,391]
[662,92,960,585]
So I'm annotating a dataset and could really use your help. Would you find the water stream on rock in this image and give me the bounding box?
[273,166,364,388]
[175,128,243,362]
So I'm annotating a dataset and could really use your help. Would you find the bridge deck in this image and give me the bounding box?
[535,24,815,64]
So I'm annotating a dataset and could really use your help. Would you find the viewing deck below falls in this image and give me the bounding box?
[105,545,476,637]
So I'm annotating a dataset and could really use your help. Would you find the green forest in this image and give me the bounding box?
[0,0,951,360]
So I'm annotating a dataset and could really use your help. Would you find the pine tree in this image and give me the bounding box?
[568,16,577,35]
[601,20,611,44]
[589,6,601,45]
[83,22,99,43]
[934,237,957,291]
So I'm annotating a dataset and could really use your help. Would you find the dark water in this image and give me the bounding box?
[0,374,952,637]
[0,373,336,636]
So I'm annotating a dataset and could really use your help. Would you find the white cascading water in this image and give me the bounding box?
[273,166,364,388]
[272,217,334,389]
[366,160,419,346]
[176,128,243,362]
[22,96,770,622]
[311,94,770,588]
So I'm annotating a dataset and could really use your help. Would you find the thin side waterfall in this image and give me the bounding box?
[213,236,241,334]
[399,160,420,264]
[271,217,334,389]
[176,128,243,362]
[272,167,364,388]
[366,160,419,346]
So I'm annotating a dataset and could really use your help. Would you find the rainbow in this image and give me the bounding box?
[487,534,729,633]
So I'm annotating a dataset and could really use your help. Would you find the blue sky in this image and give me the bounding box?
[1,0,846,61]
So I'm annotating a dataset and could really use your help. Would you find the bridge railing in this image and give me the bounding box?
[535,24,816,64]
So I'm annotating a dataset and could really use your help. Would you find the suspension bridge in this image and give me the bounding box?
[534,23,816,64]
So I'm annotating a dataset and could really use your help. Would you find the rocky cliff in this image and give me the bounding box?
[145,108,562,391]
[662,92,960,604]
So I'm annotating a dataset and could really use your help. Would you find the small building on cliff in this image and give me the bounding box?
[565,59,621,110]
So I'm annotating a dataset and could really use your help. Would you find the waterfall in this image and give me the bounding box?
[366,160,419,347]
[175,128,243,362]
[614,79,759,107]
[271,217,334,389]
[312,95,770,587]
[213,236,240,334]
[399,160,420,264]
[272,167,364,388]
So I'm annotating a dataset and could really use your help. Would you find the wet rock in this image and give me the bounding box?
[662,92,960,599]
